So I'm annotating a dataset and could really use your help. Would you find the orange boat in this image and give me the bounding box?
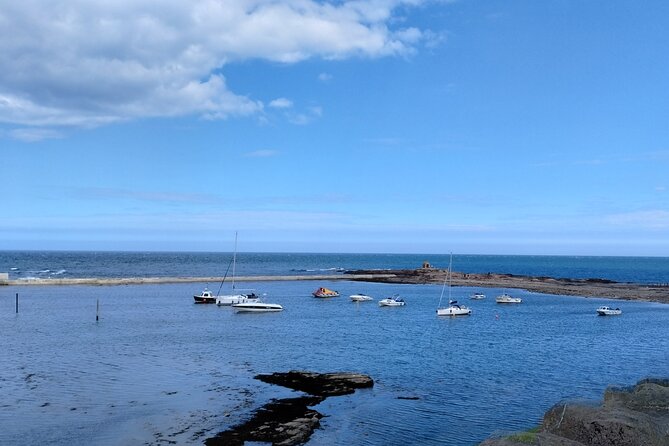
[312,287,340,298]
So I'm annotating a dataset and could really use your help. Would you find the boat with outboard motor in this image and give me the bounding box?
[496,293,522,304]
[596,306,622,316]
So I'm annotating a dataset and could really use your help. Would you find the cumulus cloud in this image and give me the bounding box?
[0,0,428,128]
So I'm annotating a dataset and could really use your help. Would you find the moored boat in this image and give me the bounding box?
[470,292,486,300]
[596,306,622,316]
[232,301,284,312]
[313,287,340,298]
[350,293,374,302]
[436,254,471,316]
[193,288,217,304]
[216,292,259,306]
[378,294,405,306]
[496,293,522,304]
[437,300,472,316]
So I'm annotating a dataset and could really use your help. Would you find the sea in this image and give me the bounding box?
[1,251,668,446]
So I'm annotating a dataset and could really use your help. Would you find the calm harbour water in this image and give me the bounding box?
[1,252,668,445]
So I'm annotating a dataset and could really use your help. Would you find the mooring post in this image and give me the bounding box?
[16,293,18,314]
[96,298,99,321]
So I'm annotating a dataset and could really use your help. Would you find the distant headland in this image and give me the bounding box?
[2,267,668,304]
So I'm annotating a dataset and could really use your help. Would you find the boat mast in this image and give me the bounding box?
[437,252,453,308]
[231,231,238,291]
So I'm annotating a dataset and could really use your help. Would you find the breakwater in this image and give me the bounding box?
[5,268,668,304]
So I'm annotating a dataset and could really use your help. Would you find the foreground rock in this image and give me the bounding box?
[205,371,373,446]
[346,268,669,304]
[256,370,374,396]
[480,378,669,446]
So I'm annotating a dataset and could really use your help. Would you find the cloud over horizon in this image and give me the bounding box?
[0,0,428,130]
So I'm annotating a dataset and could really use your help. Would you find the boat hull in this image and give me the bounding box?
[378,300,405,307]
[193,295,216,304]
[350,294,373,302]
[232,303,283,313]
[216,294,259,306]
[437,307,472,316]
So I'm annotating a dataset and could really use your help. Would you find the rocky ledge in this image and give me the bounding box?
[345,268,669,304]
[205,371,373,446]
[480,378,669,446]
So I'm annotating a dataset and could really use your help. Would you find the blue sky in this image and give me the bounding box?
[1,0,668,255]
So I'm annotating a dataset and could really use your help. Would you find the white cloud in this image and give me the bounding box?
[0,0,429,128]
[8,127,64,142]
[269,98,294,109]
[318,72,333,82]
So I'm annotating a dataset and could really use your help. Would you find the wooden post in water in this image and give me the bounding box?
[96,298,99,321]
[16,293,18,313]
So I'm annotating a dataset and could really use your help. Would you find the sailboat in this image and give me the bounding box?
[192,233,259,305]
[436,254,472,317]
[215,232,259,305]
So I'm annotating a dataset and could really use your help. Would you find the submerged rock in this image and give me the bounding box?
[205,371,373,446]
[480,378,669,446]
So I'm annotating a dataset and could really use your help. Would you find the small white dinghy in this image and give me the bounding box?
[350,293,374,302]
[596,306,622,316]
[470,292,486,300]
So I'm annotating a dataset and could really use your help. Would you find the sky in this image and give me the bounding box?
[1,0,668,256]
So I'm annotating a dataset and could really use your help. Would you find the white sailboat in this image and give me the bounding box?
[214,232,259,306]
[192,232,259,305]
[436,254,472,317]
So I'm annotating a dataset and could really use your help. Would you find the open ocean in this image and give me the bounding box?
[1,251,668,445]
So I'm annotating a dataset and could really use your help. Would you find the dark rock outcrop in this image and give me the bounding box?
[205,371,373,446]
[255,370,374,396]
[481,378,669,446]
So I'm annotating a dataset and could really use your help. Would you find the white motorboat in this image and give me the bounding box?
[350,293,374,302]
[232,301,283,313]
[496,293,522,304]
[216,292,259,306]
[378,295,405,307]
[470,292,486,300]
[436,254,472,317]
[596,306,622,316]
[437,300,472,316]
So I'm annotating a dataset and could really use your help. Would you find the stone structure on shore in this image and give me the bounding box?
[205,371,373,446]
[480,378,669,446]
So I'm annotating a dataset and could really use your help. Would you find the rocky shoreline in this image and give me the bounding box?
[345,268,669,304]
[480,378,669,446]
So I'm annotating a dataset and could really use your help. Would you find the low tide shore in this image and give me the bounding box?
[3,268,668,304]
